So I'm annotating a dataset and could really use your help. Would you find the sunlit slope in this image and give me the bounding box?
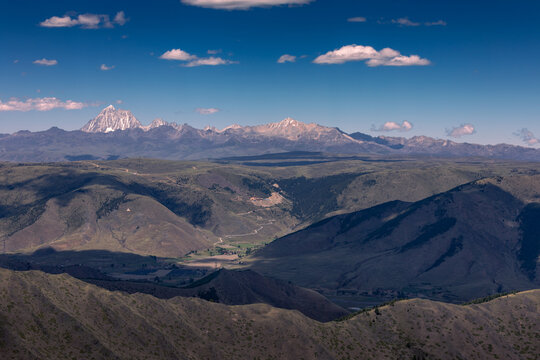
[0,268,538,360]
[1,157,537,257]
[0,160,296,256]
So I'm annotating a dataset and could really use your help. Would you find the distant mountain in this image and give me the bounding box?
[144,117,169,130]
[0,105,539,162]
[81,105,142,133]
[1,268,538,360]
[251,177,540,305]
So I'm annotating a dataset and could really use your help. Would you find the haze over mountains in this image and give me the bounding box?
[1,105,540,162]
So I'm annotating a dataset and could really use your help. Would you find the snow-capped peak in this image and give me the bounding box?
[81,105,142,133]
[279,117,301,127]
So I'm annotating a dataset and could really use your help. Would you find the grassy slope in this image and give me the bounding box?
[0,268,538,360]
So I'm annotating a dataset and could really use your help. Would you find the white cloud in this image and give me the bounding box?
[392,18,420,26]
[196,107,220,115]
[40,12,127,29]
[515,128,539,146]
[372,120,413,132]
[207,49,222,55]
[384,18,447,27]
[184,57,236,67]
[33,58,58,66]
[366,55,430,67]
[314,45,382,64]
[447,124,475,138]
[348,16,367,23]
[100,64,115,71]
[181,0,313,10]
[425,20,447,26]
[77,14,110,29]
[0,97,88,112]
[313,44,430,67]
[183,56,236,67]
[114,11,128,26]
[277,54,296,63]
[160,49,236,67]
[40,16,79,27]
[160,49,197,61]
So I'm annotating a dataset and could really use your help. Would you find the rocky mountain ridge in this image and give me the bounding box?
[81,105,142,133]
[0,105,539,162]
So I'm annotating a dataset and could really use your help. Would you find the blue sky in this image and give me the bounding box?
[1,0,539,146]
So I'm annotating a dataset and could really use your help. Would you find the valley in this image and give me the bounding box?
[0,155,539,311]
[3,1,539,358]
[0,154,538,359]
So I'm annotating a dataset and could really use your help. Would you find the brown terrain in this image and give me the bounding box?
[0,268,538,360]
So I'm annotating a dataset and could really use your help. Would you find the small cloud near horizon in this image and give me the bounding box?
[0,97,90,112]
[348,17,367,23]
[160,48,236,67]
[387,17,446,27]
[514,128,539,146]
[425,20,447,26]
[33,58,58,66]
[314,45,430,67]
[180,0,313,10]
[447,124,475,138]
[100,64,115,71]
[196,107,220,115]
[372,120,413,132]
[277,54,296,63]
[40,11,128,29]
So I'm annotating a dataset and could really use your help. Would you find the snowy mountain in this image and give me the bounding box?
[1,106,539,162]
[142,118,170,131]
[81,105,142,133]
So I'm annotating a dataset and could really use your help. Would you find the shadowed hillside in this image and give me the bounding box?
[0,251,346,322]
[174,269,348,321]
[0,268,538,360]
[251,178,540,306]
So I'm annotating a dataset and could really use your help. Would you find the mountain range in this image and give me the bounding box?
[1,105,539,162]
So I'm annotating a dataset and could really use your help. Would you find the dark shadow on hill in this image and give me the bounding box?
[0,248,347,322]
[249,180,540,308]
